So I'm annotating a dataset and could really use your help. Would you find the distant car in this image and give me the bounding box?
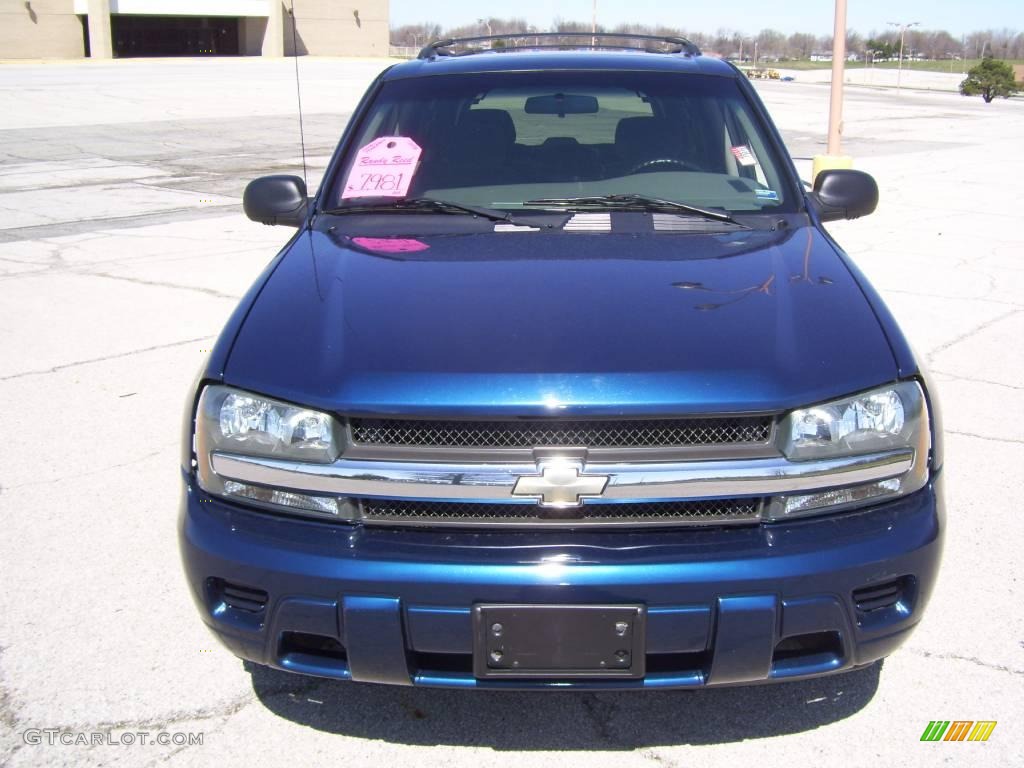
[782,75,796,81]
[180,33,944,690]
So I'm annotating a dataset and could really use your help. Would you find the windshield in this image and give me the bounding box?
[327,70,795,215]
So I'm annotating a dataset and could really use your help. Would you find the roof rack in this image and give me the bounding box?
[417,32,702,60]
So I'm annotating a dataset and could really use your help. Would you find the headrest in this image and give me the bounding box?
[455,109,517,147]
[614,116,673,148]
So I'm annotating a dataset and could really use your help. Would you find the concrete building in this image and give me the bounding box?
[0,0,388,59]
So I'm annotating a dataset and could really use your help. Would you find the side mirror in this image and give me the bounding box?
[810,169,878,222]
[243,175,308,227]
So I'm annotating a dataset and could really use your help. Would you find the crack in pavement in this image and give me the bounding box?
[0,242,277,284]
[879,286,1024,310]
[0,205,244,243]
[946,430,1024,445]
[908,648,1024,677]
[0,336,213,382]
[3,674,334,753]
[82,271,241,301]
[932,370,1024,392]
[4,445,176,491]
[925,307,1021,364]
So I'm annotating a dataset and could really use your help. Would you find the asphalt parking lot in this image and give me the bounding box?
[0,57,1022,767]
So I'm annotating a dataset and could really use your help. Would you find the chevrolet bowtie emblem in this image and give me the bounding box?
[511,462,609,508]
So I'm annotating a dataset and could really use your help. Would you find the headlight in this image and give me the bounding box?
[767,381,931,520]
[194,385,349,518]
[780,381,926,461]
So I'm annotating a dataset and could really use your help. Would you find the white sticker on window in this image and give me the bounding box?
[730,145,757,167]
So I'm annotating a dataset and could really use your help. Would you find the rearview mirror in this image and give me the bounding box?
[810,169,878,222]
[243,175,308,227]
[524,93,599,117]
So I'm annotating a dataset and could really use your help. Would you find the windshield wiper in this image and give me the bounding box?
[523,194,739,224]
[322,197,520,224]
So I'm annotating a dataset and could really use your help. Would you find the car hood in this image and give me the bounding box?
[224,224,897,416]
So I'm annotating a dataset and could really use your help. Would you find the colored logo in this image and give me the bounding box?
[920,721,997,742]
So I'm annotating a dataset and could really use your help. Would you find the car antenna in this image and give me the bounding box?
[288,0,308,191]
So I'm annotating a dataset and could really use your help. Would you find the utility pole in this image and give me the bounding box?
[888,21,920,93]
[592,1,597,47]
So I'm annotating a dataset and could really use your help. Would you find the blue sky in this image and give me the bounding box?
[390,0,1021,36]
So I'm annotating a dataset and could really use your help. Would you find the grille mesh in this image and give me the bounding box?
[359,498,762,526]
[350,416,771,448]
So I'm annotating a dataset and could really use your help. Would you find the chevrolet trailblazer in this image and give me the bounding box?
[179,33,943,688]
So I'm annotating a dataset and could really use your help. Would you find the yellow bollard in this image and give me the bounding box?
[812,154,853,184]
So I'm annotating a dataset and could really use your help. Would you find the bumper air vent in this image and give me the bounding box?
[212,579,268,613]
[853,578,907,613]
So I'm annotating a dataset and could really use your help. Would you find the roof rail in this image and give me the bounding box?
[417,32,702,60]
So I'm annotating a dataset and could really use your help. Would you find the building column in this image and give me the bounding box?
[86,0,113,59]
[263,1,285,57]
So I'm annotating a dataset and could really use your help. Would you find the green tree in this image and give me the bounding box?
[959,57,1020,103]
[865,38,895,59]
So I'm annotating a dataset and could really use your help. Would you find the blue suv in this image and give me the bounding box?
[180,34,943,689]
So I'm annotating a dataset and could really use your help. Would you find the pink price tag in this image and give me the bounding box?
[342,136,422,199]
[351,237,430,254]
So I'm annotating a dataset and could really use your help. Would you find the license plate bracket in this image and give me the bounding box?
[472,604,646,679]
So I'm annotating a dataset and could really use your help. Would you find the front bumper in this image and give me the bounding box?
[179,470,944,689]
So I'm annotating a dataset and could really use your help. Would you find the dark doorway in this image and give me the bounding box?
[112,16,241,57]
[79,15,90,57]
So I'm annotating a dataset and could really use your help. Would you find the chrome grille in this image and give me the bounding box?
[358,498,762,527]
[349,416,772,448]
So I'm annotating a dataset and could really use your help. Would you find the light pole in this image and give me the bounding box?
[737,37,758,65]
[592,0,597,47]
[866,48,881,83]
[887,21,920,93]
[812,0,853,182]
[826,0,847,156]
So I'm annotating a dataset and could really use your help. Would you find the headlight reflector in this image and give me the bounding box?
[780,381,926,461]
[201,386,342,463]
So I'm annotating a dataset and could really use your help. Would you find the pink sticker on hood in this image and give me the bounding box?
[351,237,429,254]
[342,136,422,199]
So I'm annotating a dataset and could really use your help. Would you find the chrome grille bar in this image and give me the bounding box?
[211,450,915,505]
